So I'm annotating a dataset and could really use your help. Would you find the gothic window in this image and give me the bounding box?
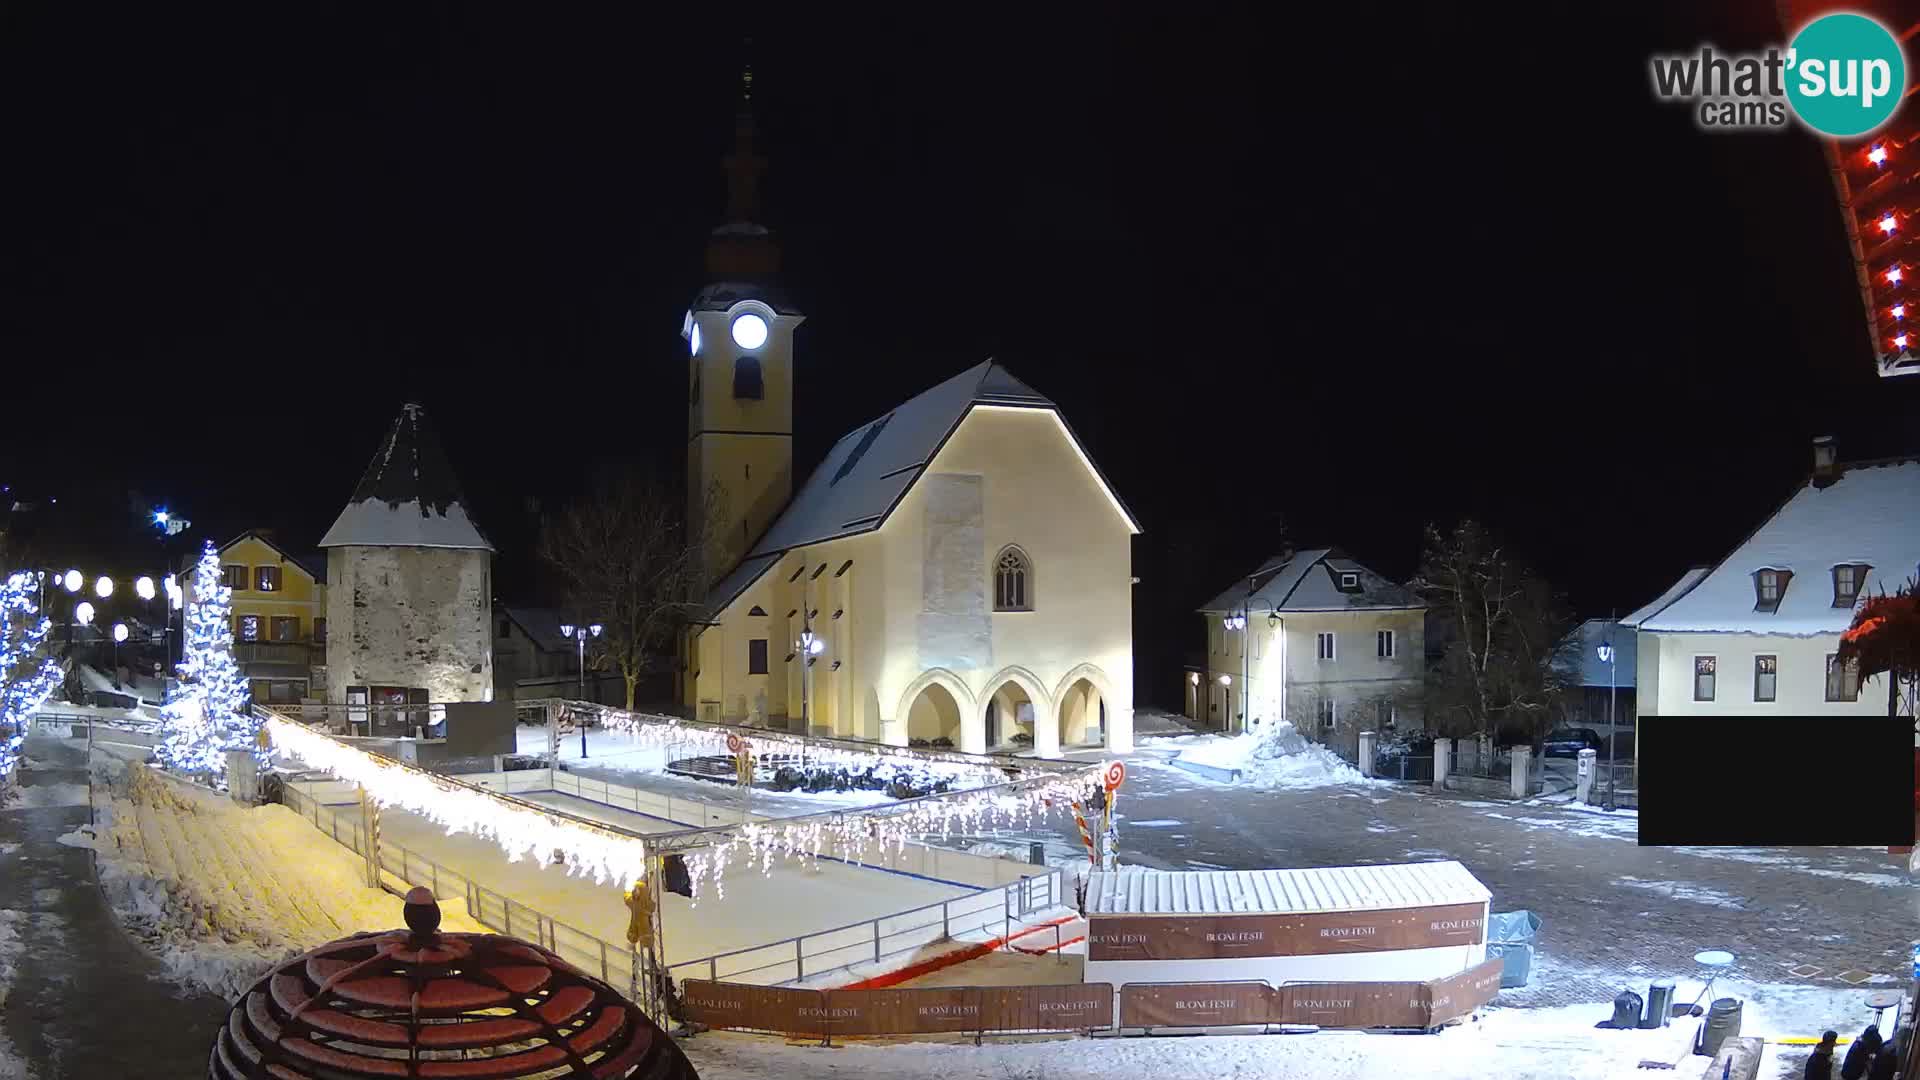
[994,546,1033,611]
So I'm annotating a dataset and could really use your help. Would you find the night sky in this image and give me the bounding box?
[4,5,1917,709]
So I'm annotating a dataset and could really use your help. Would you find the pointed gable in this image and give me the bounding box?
[319,403,493,551]
[697,360,1135,618]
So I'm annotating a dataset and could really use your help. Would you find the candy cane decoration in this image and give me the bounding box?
[1070,801,1098,861]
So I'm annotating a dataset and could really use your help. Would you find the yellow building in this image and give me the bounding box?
[203,530,328,704]
[1197,548,1426,759]
[679,88,1140,756]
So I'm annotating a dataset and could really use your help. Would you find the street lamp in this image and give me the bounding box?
[94,575,113,599]
[559,622,602,759]
[62,570,81,593]
[796,627,826,731]
[135,576,155,601]
[1597,636,1617,810]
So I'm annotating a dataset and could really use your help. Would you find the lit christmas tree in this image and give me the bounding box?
[1,571,62,782]
[158,541,256,774]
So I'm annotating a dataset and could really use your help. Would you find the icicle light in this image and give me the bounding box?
[587,704,1020,792]
[678,768,1100,903]
[266,717,651,889]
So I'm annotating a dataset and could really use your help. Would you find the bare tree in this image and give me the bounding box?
[539,468,719,711]
[1413,521,1578,751]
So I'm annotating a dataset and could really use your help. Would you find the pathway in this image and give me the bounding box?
[0,736,226,1079]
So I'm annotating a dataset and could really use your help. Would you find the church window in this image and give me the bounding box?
[994,546,1033,611]
[690,368,700,406]
[835,560,853,577]
[811,563,827,580]
[748,605,767,616]
[733,355,763,399]
[748,639,768,675]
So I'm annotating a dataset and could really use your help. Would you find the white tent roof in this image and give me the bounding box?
[1086,861,1491,916]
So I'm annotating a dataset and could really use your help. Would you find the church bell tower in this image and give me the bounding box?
[686,50,803,586]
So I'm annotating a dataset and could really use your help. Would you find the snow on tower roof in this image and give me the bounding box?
[697,360,1137,618]
[1636,457,1920,636]
[1086,861,1490,916]
[319,403,493,551]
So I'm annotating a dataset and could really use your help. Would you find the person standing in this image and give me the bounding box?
[1807,1030,1840,1080]
[1842,1025,1884,1079]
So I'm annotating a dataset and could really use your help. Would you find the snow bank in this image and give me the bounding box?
[79,755,483,999]
[1171,723,1375,789]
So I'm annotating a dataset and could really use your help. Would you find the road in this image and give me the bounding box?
[1042,738,1918,1008]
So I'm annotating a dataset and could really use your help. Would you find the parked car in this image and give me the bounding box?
[1541,727,1604,758]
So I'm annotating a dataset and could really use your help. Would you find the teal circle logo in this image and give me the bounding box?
[1787,13,1906,137]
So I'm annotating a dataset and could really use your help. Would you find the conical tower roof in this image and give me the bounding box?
[319,403,493,551]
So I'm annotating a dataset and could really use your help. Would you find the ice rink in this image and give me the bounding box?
[286,777,977,978]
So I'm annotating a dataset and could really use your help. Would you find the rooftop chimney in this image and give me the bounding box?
[1812,435,1839,488]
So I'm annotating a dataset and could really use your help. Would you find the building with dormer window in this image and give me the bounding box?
[1624,437,1920,722]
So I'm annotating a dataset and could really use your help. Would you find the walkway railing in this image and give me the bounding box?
[666,868,1064,986]
[280,773,1067,999]
[278,781,667,1020]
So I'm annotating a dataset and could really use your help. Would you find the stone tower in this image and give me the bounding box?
[319,403,494,705]
[686,57,805,586]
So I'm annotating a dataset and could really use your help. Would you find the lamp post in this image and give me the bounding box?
[559,622,602,759]
[797,627,825,732]
[1597,635,1617,811]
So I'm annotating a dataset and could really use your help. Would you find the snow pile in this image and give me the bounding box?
[1174,722,1374,789]
[79,755,483,999]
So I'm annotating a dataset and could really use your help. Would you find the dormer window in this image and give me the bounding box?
[1339,572,1360,591]
[1752,569,1792,613]
[1832,563,1870,608]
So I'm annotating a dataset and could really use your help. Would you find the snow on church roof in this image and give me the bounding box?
[319,403,493,551]
[1636,458,1920,636]
[698,361,1138,618]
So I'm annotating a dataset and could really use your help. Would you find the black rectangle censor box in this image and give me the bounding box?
[1637,716,1915,847]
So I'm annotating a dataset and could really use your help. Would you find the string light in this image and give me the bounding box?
[1870,145,1888,165]
[587,704,1022,791]
[1888,266,1904,285]
[1896,334,1910,350]
[1894,305,1906,319]
[678,768,1100,903]
[267,717,653,888]
[1880,214,1898,235]
[0,572,63,780]
[158,541,255,773]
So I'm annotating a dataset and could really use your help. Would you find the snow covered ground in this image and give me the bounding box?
[287,778,977,975]
[1150,721,1377,789]
[72,751,485,999]
[679,969,1888,1080]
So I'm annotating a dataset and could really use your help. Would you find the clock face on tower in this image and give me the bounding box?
[731,312,769,350]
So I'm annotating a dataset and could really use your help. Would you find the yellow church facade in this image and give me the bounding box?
[676,83,1138,756]
[684,354,1139,756]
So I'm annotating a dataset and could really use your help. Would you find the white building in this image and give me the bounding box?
[1624,438,1919,724]
[1195,548,1425,758]
[679,86,1140,756]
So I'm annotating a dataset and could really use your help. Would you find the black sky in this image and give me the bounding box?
[3,4,1917,708]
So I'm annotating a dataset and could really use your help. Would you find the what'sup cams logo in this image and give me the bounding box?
[1651,12,1907,135]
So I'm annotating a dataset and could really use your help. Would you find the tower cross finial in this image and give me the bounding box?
[722,38,767,225]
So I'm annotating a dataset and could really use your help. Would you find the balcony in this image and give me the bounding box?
[233,640,324,669]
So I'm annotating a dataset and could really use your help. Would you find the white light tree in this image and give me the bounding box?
[158,541,257,774]
[1,571,63,784]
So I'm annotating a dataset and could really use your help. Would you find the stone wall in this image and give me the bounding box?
[325,546,492,703]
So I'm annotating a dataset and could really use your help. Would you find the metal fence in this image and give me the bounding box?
[278,781,666,1020]
[1372,750,1434,783]
[666,868,1063,986]
[278,776,1065,1005]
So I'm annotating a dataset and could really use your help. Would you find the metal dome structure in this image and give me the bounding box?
[209,888,697,1080]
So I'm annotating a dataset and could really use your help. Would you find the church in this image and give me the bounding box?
[679,76,1139,757]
